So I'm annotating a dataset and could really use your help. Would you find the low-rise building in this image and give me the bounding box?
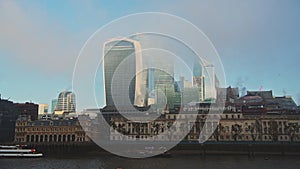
[107,110,300,142]
[14,116,90,143]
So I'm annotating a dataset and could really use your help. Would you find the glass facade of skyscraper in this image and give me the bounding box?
[103,39,145,107]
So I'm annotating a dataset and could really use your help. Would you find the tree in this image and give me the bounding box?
[247,120,262,141]
[213,123,223,142]
[268,121,278,141]
[231,124,242,141]
[285,123,299,142]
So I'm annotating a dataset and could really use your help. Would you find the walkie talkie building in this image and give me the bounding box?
[103,38,146,107]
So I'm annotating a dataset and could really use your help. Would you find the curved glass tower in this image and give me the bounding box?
[103,38,146,107]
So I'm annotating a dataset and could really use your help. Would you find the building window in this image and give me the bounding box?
[63,135,66,142]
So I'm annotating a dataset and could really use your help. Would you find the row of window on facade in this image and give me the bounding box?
[109,134,298,142]
[15,127,82,132]
[165,114,242,120]
[17,121,78,126]
[15,134,86,143]
[262,127,300,134]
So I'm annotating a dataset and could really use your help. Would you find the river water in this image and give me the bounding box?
[0,154,299,169]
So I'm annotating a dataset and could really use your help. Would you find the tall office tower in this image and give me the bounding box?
[51,99,58,113]
[192,61,205,101]
[103,38,146,107]
[146,68,155,105]
[56,91,76,113]
[204,65,217,100]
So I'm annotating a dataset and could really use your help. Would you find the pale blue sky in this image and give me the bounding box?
[0,0,300,107]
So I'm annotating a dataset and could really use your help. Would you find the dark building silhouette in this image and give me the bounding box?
[14,102,38,121]
[0,98,18,142]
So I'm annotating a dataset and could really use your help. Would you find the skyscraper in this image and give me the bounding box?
[192,60,205,101]
[103,38,146,107]
[51,99,58,113]
[56,91,76,113]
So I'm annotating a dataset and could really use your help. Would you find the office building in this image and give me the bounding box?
[103,38,146,107]
[14,102,38,121]
[38,104,49,115]
[0,98,18,142]
[51,99,58,113]
[55,91,76,113]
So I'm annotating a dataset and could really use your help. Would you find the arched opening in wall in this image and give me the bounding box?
[72,135,75,142]
[40,135,44,142]
[54,135,57,142]
[67,135,70,142]
[35,135,39,142]
[58,135,62,142]
[45,135,48,142]
[31,135,34,142]
[26,135,30,142]
[49,135,53,142]
[63,135,66,142]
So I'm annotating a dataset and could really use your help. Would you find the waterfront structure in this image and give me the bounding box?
[108,109,300,142]
[103,38,146,107]
[14,116,89,143]
[55,91,76,113]
[14,102,38,121]
[107,88,300,142]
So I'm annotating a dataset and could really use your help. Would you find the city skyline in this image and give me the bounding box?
[1,0,300,106]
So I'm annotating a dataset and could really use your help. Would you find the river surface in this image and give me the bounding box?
[1,154,300,169]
